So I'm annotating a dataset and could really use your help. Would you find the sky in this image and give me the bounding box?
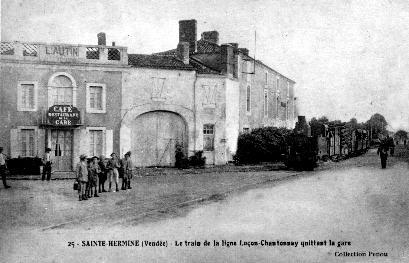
[1,0,409,131]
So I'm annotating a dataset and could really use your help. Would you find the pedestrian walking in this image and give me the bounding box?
[107,153,120,192]
[76,154,89,201]
[123,151,133,190]
[88,156,100,197]
[0,147,11,189]
[42,148,53,181]
[377,144,388,169]
[98,155,108,193]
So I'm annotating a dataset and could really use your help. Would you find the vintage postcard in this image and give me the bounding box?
[1,0,408,262]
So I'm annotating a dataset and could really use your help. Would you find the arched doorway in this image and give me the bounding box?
[132,111,187,167]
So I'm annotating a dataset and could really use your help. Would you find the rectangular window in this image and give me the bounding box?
[264,89,268,117]
[86,83,106,113]
[18,81,37,111]
[246,86,251,112]
[20,129,35,157]
[89,86,103,110]
[21,84,34,109]
[89,130,103,157]
[203,124,215,151]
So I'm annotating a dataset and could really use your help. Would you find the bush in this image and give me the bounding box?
[188,151,206,168]
[235,127,291,165]
[7,157,43,175]
[175,143,189,169]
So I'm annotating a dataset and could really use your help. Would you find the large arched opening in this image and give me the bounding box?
[131,110,188,167]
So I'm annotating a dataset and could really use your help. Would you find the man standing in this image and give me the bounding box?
[377,144,388,169]
[42,148,52,181]
[107,153,120,192]
[76,154,88,201]
[122,151,133,190]
[0,147,11,189]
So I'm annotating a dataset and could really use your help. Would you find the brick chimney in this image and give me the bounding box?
[176,42,189,64]
[97,32,106,45]
[179,19,197,53]
[221,44,234,76]
[201,31,219,44]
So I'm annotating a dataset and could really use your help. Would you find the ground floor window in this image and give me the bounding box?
[20,129,35,157]
[89,130,104,157]
[203,124,215,151]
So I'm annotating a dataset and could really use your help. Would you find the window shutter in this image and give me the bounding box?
[105,129,113,157]
[10,129,19,158]
[38,129,45,157]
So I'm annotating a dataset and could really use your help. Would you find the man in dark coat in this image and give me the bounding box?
[0,147,11,189]
[377,143,388,169]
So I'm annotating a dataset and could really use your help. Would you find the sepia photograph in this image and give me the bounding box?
[0,0,408,262]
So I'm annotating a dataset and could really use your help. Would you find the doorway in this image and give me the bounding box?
[50,130,73,171]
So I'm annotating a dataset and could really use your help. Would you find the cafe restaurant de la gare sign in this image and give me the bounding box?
[47,105,80,126]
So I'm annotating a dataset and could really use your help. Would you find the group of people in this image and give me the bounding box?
[76,151,134,201]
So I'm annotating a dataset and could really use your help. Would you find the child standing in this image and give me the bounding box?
[98,155,108,193]
[88,156,100,197]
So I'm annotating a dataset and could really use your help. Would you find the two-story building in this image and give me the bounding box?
[0,34,126,172]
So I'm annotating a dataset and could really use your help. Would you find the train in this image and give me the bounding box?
[285,117,370,170]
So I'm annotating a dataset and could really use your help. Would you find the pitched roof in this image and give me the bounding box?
[128,54,194,70]
[189,58,221,74]
[196,39,220,53]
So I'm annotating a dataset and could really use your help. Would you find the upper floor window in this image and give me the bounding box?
[51,75,73,105]
[203,124,215,151]
[86,83,106,113]
[246,85,251,113]
[264,89,268,117]
[287,81,290,98]
[17,81,38,111]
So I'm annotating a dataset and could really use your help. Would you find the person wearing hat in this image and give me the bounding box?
[42,147,53,181]
[88,156,101,197]
[107,152,120,192]
[122,151,133,190]
[98,155,108,193]
[0,147,11,189]
[76,154,89,201]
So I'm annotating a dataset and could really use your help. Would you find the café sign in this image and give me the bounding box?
[48,105,80,126]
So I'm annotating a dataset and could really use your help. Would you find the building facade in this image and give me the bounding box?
[0,19,297,169]
[0,36,127,171]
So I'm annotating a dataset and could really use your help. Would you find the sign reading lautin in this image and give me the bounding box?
[45,45,79,57]
[47,105,80,126]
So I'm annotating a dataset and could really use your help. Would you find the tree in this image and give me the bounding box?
[365,113,388,139]
[309,116,329,137]
[394,130,408,141]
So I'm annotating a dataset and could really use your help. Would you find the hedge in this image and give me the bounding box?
[234,127,291,165]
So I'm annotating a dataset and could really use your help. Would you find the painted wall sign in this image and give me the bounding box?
[47,105,80,126]
[45,46,79,57]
